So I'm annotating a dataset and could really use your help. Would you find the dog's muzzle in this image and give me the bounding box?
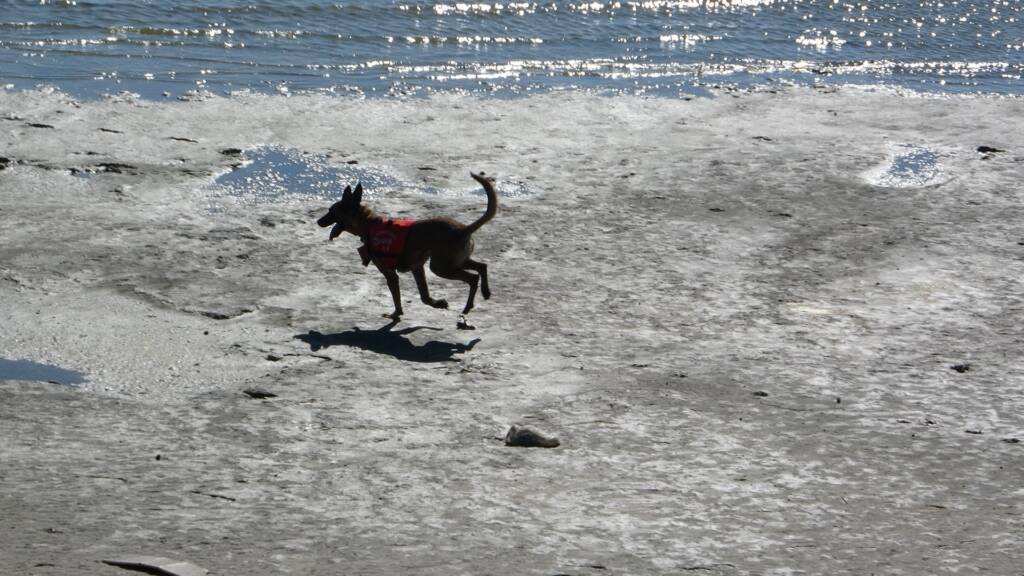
[318,214,345,241]
[328,223,344,240]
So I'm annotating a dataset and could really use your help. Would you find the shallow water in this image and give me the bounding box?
[210,145,535,206]
[2,0,1022,99]
[213,146,412,203]
[0,357,87,386]
[867,144,944,188]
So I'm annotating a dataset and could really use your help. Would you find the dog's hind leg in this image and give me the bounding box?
[413,266,449,310]
[380,268,404,320]
[463,259,490,300]
[430,263,479,316]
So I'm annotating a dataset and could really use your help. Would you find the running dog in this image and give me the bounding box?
[317,172,496,329]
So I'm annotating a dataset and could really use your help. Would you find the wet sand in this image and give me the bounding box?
[2,87,1024,575]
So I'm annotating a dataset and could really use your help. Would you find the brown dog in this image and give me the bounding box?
[317,172,496,329]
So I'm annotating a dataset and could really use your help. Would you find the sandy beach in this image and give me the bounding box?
[2,87,1024,575]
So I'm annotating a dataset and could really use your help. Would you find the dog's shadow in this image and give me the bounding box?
[295,321,480,363]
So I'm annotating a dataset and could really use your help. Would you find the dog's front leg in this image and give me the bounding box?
[413,266,448,310]
[381,268,404,320]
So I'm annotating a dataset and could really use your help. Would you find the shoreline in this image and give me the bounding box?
[7,79,1024,106]
[2,86,1024,574]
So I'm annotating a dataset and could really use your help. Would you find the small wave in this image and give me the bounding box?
[253,29,305,38]
[430,3,513,16]
[382,35,544,45]
[795,33,847,51]
[423,0,773,16]
[299,57,1024,84]
[116,26,236,37]
[657,33,721,46]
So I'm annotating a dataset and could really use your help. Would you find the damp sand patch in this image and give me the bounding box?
[865,144,947,188]
[207,145,536,207]
[0,358,87,386]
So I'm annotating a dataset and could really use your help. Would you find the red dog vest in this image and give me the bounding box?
[360,219,415,270]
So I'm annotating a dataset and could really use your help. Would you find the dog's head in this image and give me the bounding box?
[317,182,363,240]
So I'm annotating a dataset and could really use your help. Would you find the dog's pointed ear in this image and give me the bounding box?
[354,182,363,204]
[342,184,352,201]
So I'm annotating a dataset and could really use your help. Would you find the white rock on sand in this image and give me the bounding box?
[1,87,1023,574]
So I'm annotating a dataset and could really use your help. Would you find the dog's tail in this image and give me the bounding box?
[463,172,498,235]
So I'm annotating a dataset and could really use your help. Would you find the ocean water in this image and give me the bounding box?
[0,0,1022,99]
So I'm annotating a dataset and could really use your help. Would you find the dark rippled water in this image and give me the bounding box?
[1,0,1022,99]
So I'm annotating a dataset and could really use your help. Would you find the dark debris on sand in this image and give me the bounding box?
[505,425,560,448]
[243,388,277,399]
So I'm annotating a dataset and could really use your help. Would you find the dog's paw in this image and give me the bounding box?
[481,287,491,300]
[431,298,449,309]
[383,311,403,320]
[457,316,476,331]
